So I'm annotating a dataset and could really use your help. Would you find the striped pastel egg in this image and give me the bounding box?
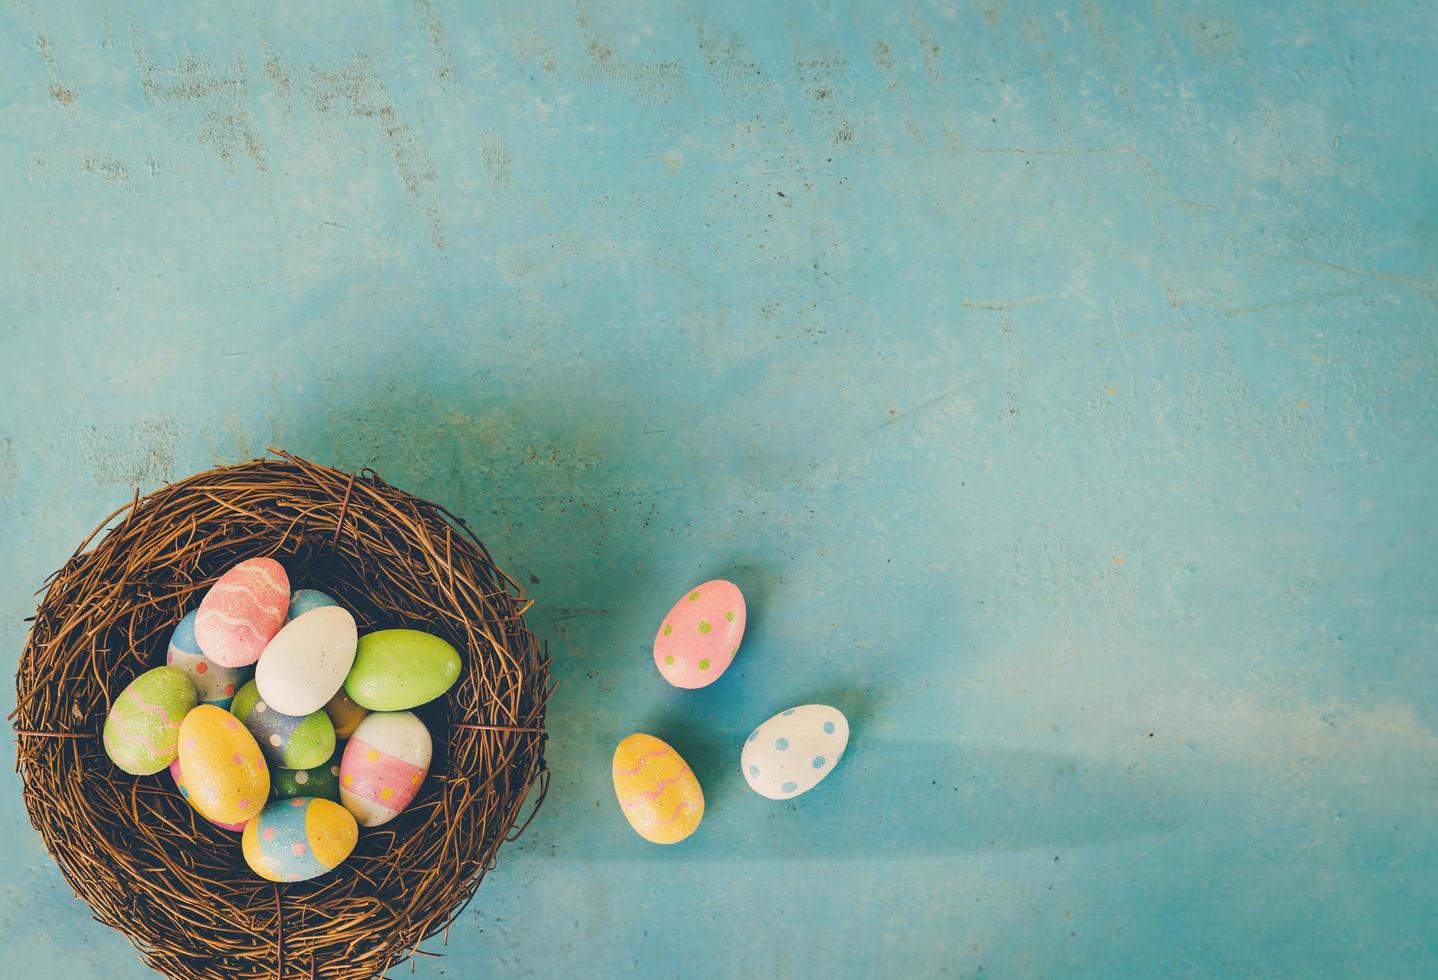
[177,705,268,825]
[195,557,289,668]
[287,588,339,621]
[741,704,849,800]
[612,733,704,844]
[103,666,197,775]
[242,797,358,882]
[231,680,335,770]
[272,748,342,802]
[339,712,431,827]
[653,579,746,689]
[324,688,369,739]
[166,609,250,710]
[170,757,246,831]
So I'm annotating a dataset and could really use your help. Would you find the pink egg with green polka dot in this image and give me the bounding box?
[653,579,746,689]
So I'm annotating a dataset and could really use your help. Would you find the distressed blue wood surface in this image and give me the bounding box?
[3,2,1436,977]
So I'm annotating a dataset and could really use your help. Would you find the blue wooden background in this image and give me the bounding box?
[3,2,1436,977]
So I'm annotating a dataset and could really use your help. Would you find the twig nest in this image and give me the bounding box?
[14,451,550,979]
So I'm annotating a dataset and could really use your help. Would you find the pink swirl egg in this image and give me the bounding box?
[194,558,289,668]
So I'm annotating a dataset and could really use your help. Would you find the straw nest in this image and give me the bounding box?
[14,450,551,979]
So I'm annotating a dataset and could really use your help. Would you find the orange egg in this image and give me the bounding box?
[612,733,704,844]
[323,688,369,739]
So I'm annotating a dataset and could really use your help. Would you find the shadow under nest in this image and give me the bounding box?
[13,450,552,980]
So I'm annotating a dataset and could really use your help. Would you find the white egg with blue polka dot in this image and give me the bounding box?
[741,704,849,800]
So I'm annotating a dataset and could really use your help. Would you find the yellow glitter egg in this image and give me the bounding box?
[612,733,704,845]
[176,704,269,826]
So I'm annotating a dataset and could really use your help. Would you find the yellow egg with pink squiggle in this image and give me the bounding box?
[612,733,704,844]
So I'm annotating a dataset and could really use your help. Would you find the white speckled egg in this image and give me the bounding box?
[255,605,357,716]
[741,704,849,800]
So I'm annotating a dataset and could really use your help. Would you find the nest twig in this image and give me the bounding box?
[13,449,551,979]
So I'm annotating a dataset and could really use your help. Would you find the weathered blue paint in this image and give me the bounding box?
[2,1,1436,977]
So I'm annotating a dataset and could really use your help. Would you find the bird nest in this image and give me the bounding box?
[13,450,551,979]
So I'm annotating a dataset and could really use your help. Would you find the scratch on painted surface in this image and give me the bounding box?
[963,295,1053,311]
[693,17,767,99]
[410,0,458,84]
[489,3,558,74]
[481,132,513,187]
[36,34,77,105]
[82,157,132,183]
[1019,12,1076,149]
[792,35,855,150]
[0,434,15,498]
[260,45,293,114]
[303,57,447,248]
[1079,1,1138,125]
[1259,253,1438,300]
[577,7,686,104]
[998,313,1022,419]
[129,30,268,174]
[872,40,924,143]
[906,6,960,148]
[865,381,980,437]
[82,419,177,487]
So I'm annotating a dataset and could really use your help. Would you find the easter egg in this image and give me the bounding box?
[653,579,745,689]
[177,704,268,825]
[339,711,431,827]
[344,629,461,711]
[231,680,335,770]
[272,748,342,802]
[165,609,250,710]
[287,588,339,621]
[169,758,246,831]
[242,797,358,882]
[255,605,357,716]
[102,666,197,775]
[612,733,704,844]
[324,689,369,739]
[195,557,289,668]
[741,704,849,800]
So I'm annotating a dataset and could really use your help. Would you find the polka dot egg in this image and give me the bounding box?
[231,680,335,770]
[339,711,432,827]
[176,704,269,826]
[169,757,246,832]
[242,797,358,882]
[272,747,342,802]
[741,704,849,800]
[652,579,746,689]
[165,609,250,710]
